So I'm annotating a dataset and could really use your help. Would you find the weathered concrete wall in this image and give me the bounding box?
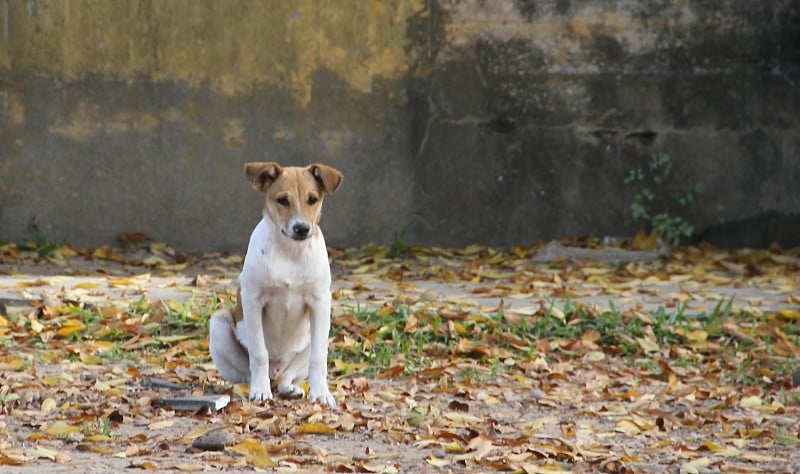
[0,0,798,251]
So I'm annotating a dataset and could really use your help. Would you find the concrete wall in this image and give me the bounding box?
[1,0,798,251]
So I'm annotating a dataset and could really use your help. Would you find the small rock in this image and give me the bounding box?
[147,378,184,390]
[192,429,234,451]
[160,394,230,411]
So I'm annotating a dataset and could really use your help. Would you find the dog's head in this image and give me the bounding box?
[244,162,343,241]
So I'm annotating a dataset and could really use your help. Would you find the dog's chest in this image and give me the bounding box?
[249,243,326,293]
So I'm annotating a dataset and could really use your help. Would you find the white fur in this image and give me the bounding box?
[209,216,337,408]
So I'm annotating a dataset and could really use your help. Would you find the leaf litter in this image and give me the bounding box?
[0,236,799,472]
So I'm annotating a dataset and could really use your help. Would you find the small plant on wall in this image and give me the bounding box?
[625,153,705,246]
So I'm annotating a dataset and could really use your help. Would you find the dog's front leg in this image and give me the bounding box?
[307,293,336,408]
[241,291,272,401]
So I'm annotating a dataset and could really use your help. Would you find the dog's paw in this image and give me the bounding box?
[308,385,337,408]
[249,387,273,402]
[248,377,273,402]
[277,383,305,399]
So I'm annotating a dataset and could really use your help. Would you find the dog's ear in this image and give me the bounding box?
[244,162,282,193]
[308,164,343,195]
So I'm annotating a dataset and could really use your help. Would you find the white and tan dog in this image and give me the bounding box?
[209,162,342,408]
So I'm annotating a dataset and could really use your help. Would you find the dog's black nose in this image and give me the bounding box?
[293,223,310,238]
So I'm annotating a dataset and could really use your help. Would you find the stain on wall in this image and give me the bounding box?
[2,0,420,105]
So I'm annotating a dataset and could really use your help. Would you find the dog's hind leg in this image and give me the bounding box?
[275,346,310,399]
[209,310,250,383]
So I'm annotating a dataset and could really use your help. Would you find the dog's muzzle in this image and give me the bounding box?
[283,221,311,241]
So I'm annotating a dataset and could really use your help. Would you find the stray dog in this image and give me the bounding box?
[209,162,342,408]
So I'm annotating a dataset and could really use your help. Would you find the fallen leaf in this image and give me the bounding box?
[297,422,336,435]
[739,395,762,409]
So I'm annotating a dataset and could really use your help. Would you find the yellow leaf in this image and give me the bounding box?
[700,441,723,452]
[333,359,367,373]
[159,262,188,271]
[549,306,565,320]
[522,464,572,474]
[778,308,800,320]
[739,395,762,409]
[174,465,205,472]
[30,446,58,461]
[40,377,62,387]
[150,241,169,253]
[740,453,775,463]
[56,320,85,338]
[80,353,103,365]
[233,383,248,399]
[108,279,134,287]
[73,282,100,289]
[29,319,45,333]
[443,412,483,427]
[636,337,659,353]
[297,422,336,435]
[680,456,711,474]
[59,245,78,257]
[632,229,661,250]
[41,398,57,412]
[229,438,263,456]
[45,421,81,437]
[685,330,708,343]
[148,419,175,430]
[0,452,30,466]
[143,255,167,266]
[336,412,356,432]
[94,378,128,395]
[584,351,605,362]
[229,438,276,468]
[93,247,125,261]
[444,442,465,453]
[614,419,641,435]
[156,334,193,343]
[451,322,468,336]
[425,457,450,467]
[220,255,243,265]
[15,280,49,288]
[362,462,399,473]
[479,394,502,405]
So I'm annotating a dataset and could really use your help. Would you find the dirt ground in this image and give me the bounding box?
[1,242,799,473]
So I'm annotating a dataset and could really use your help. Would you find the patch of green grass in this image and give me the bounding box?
[18,224,67,259]
[774,428,800,447]
[387,231,411,259]
[333,293,777,381]
[728,355,760,386]
[632,357,661,375]
[63,304,102,342]
[129,296,151,318]
[671,357,699,368]
[101,416,113,437]
[98,342,143,365]
[780,390,800,407]
[530,299,643,355]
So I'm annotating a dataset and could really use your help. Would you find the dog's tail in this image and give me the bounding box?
[208,309,250,383]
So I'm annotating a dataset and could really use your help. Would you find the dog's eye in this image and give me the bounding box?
[307,196,318,205]
[277,197,290,207]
